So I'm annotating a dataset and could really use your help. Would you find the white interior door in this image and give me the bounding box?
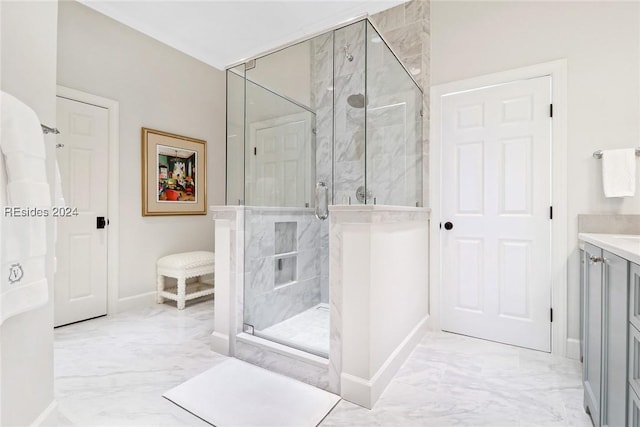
[248,113,312,207]
[55,96,109,327]
[440,76,552,352]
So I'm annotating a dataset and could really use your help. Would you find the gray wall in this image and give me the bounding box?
[57,1,226,304]
[1,1,58,425]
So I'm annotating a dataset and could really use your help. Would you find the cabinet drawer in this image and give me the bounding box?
[632,264,640,333]
[630,384,640,427]
[631,324,640,398]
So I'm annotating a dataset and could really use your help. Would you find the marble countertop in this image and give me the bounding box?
[578,233,640,265]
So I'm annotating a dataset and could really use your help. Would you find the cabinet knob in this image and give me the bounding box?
[589,255,604,264]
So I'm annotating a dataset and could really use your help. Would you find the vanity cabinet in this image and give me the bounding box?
[584,243,602,425]
[629,264,640,427]
[583,242,629,427]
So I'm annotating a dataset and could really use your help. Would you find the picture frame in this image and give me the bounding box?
[141,127,207,216]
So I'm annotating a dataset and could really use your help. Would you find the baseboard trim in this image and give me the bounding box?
[116,292,156,313]
[566,338,581,360]
[424,312,438,331]
[211,331,231,356]
[341,315,428,409]
[30,400,57,427]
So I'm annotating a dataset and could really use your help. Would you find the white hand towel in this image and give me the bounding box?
[602,148,636,197]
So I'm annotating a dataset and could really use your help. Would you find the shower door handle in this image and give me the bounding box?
[315,181,329,220]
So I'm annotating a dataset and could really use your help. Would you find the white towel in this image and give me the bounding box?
[0,95,45,158]
[7,181,51,207]
[602,148,636,197]
[0,91,51,325]
[0,278,48,322]
[54,160,65,207]
[53,161,65,274]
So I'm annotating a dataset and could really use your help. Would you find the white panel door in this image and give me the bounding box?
[55,96,109,327]
[441,76,551,352]
[249,113,311,207]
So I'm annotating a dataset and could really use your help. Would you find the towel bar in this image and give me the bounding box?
[593,148,640,159]
[41,124,59,135]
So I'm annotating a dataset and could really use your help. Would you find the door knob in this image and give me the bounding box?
[97,216,107,229]
[444,221,454,230]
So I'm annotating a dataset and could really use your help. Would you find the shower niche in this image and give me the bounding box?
[274,222,297,286]
[214,17,428,408]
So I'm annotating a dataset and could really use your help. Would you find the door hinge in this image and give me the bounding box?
[253,147,257,156]
[550,308,553,323]
[549,104,553,118]
[549,206,553,220]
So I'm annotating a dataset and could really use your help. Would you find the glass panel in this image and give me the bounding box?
[226,65,246,205]
[244,79,315,208]
[365,22,423,207]
[333,21,367,205]
[230,19,423,359]
[241,32,333,358]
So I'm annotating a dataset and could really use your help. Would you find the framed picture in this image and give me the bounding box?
[141,127,207,216]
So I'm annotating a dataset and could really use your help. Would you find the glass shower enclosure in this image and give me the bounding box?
[226,19,423,359]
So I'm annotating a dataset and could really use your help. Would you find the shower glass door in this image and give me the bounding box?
[241,32,334,358]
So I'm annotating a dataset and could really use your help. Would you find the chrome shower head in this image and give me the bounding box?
[347,93,366,109]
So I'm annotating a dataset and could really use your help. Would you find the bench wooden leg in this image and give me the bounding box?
[156,274,165,304]
[177,277,186,310]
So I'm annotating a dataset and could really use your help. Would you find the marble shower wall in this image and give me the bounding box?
[366,20,423,207]
[332,22,367,205]
[370,0,431,204]
[312,15,426,208]
[244,208,322,330]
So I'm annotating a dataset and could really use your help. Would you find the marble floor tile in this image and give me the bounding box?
[52,300,223,427]
[52,302,591,427]
[321,331,592,427]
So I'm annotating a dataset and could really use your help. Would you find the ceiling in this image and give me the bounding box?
[79,1,408,70]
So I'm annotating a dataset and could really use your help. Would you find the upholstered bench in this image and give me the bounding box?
[156,251,215,309]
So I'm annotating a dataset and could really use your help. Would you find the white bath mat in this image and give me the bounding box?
[163,358,340,427]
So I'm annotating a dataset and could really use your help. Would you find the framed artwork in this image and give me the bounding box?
[141,127,207,216]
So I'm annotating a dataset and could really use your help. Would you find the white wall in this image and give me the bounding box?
[334,207,429,408]
[431,1,640,355]
[0,1,58,425]
[57,1,226,303]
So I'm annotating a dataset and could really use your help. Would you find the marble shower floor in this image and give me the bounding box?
[49,300,591,427]
[259,303,330,356]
